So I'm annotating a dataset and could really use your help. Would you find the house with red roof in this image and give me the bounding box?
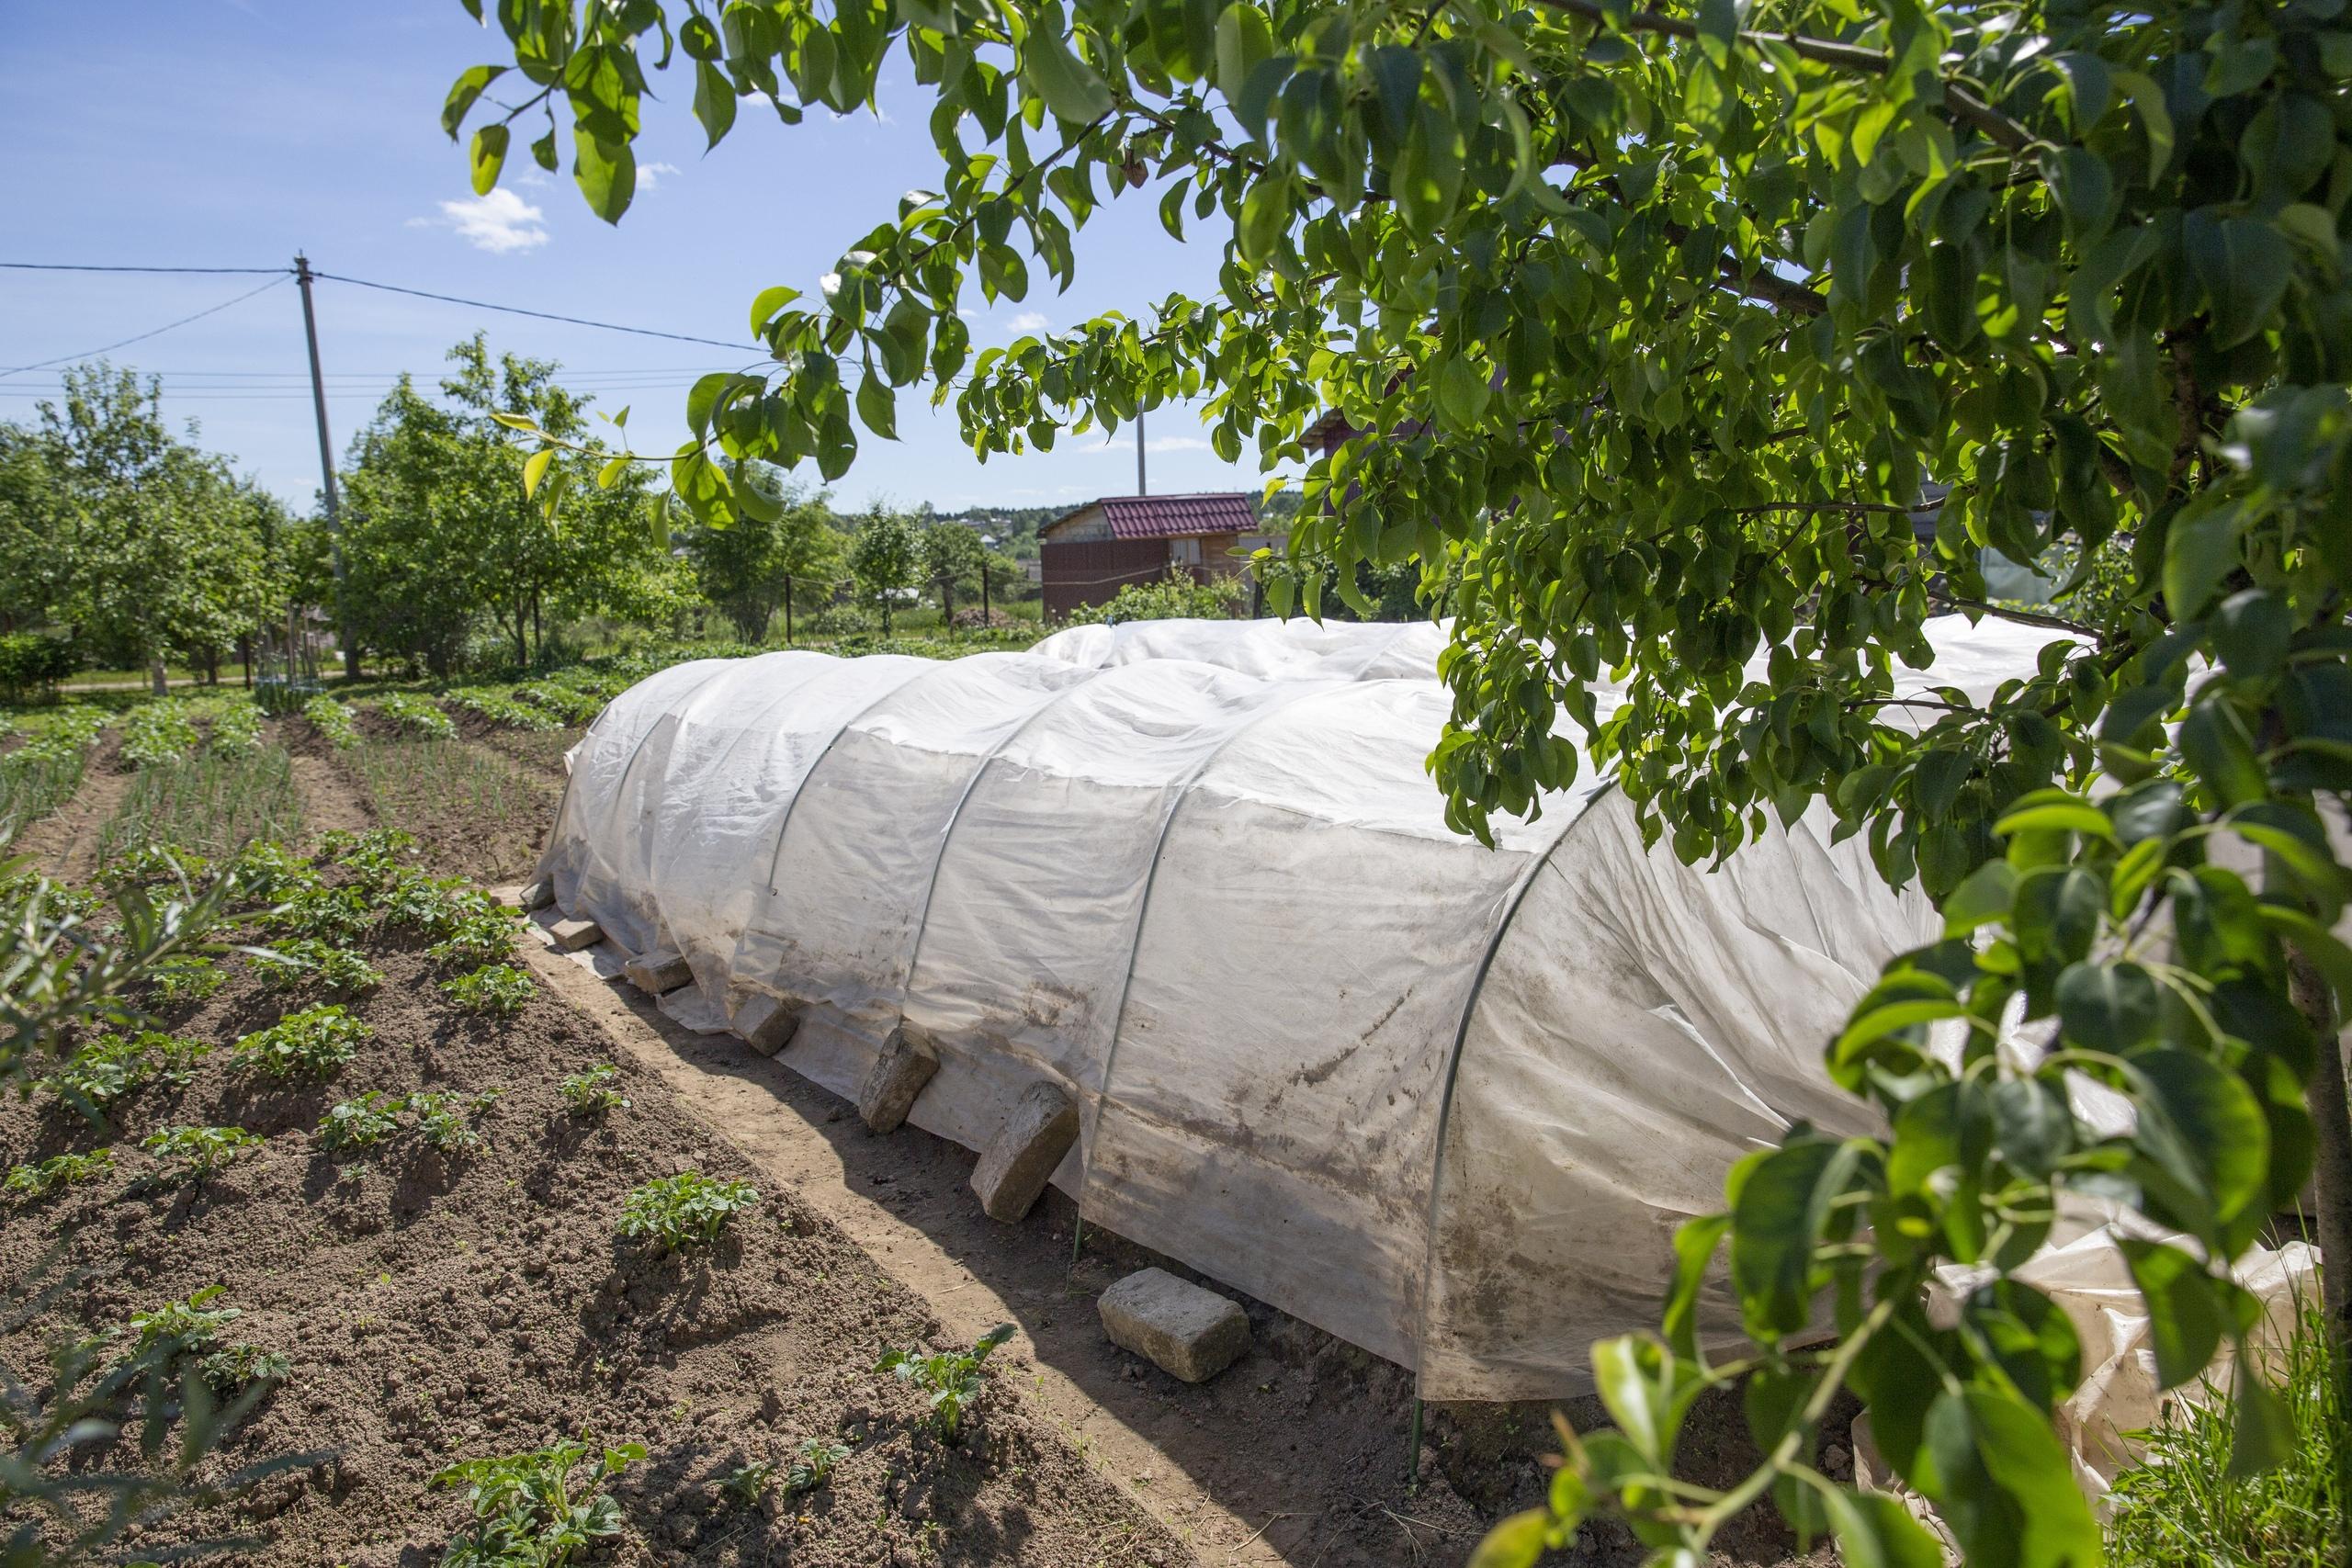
[1037,491,1272,619]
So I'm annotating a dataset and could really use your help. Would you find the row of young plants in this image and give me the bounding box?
[11,825,1031,1562]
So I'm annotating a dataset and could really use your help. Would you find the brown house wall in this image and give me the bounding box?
[1042,537,1173,618]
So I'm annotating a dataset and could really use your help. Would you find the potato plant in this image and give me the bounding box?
[785,1437,852,1495]
[39,1031,210,1111]
[374,693,458,740]
[434,1436,646,1568]
[317,1091,403,1154]
[408,1089,502,1154]
[256,939,382,996]
[119,701,199,768]
[266,881,375,945]
[232,1005,368,1080]
[319,827,419,890]
[301,694,360,750]
[140,1125,262,1183]
[616,1171,759,1250]
[876,1325,1019,1440]
[123,1286,288,1395]
[4,1148,114,1201]
[559,1065,628,1119]
[427,909,517,967]
[151,953,224,1004]
[440,963,535,1018]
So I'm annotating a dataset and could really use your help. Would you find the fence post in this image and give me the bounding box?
[784,574,794,644]
[982,563,991,626]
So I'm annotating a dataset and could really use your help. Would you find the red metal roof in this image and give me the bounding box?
[1046,491,1259,542]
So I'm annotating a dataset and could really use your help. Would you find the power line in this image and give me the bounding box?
[309,269,763,353]
[1,262,291,275]
[0,275,293,381]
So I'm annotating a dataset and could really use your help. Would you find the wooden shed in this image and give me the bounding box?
[1038,492,1265,618]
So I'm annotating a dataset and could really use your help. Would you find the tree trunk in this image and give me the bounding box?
[148,655,167,697]
[2288,951,2352,1516]
[532,590,543,664]
[943,579,954,630]
[514,607,528,669]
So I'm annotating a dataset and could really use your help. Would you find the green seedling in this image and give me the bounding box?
[785,1437,853,1495]
[440,963,536,1018]
[318,1091,403,1153]
[99,841,211,891]
[153,953,225,1004]
[40,1031,211,1111]
[123,1286,287,1394]
[381,870,492,940]
[876,1324,1019,1440]
[256,938,383,995]
[141,1125,262,1183]
[720,1461,775,1506]
[435,1436,646,1568]
[616,1170,759,1249]
[5,1148,115,1200]
[408,1089,502,1153]
[559,1065,628,1118]
[232,1005,368,1080]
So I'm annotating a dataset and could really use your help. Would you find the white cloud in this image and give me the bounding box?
[637,161,684,189]
[1147,434,1212,453]
[1006,310,1050,333]
[430,188,550,254]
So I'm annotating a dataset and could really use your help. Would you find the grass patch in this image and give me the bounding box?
[2105,1292,2346,1567]
[94,744,301,864]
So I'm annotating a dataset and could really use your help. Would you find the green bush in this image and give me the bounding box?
[1061,570,1247,626]
[0,633,79,703]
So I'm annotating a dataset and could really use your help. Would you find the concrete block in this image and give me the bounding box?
[623,947,692,995]
[857,1023,940,1134]
[971,1081,1078,1223]
[733,992,800,1056]
[548,917,604,953]
[502,879,555,911]
[1098,1268,1251,1383]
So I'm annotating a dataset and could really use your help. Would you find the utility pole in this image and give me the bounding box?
[295,254,360,680]
[1136,404,1148,496]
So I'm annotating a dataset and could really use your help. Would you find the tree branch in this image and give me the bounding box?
[1531,0,2037,152]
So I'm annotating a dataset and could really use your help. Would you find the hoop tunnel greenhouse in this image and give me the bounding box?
[536,615,2054,1400]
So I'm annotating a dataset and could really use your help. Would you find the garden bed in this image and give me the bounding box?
[0,843,1182,1566]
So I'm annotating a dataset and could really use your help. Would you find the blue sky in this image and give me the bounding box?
[1,3,1270,515]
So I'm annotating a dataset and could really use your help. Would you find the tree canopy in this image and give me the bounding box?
[681,464,844,639]
[339,335,670,674]
[444,0,2352,1559]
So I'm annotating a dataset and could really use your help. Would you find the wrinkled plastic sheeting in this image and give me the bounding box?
[537,614,2074,1399]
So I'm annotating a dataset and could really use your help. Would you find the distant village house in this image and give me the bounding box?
[1038,492,1275,618]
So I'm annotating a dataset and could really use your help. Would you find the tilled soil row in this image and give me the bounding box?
[1,924,1182,1567]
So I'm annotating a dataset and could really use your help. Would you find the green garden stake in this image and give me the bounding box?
[1406,1397,1423,1486]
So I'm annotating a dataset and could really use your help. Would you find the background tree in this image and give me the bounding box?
[682,466,844,640]
[917,518,988,624]
[1,364,284,692]
[339,336,665,674]
[449,0,2352,1558]
[847,507,922,635]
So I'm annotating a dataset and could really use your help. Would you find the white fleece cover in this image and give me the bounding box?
[532,614,2312,1428]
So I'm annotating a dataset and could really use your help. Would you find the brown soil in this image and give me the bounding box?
[444,705,584,783]
[15,730,133,884]
[0,919,1182,1566]
[292,715,562,884]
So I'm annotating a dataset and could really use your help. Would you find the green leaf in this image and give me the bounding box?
[1943,860,2018,935]
[2183,210,2291,350]
[469,124,510,196]
[1238,176,1291,264]
[442,64,506,140]
[1729,1140,1849,1338]
[1467,1508,1549,1568]
[531,128,558,172]
[572,127,636,224]
[1023,19,1113,124]
[856,369,898,439]
[2163,496,2245,619]
[2054,961,2160,1051]
[694,60,738,149]
[521,447,553,498]
[749,285,802,339]
[1922,1386,2102,1568]
[1661,1213,1730,1361]
[2229,1371,2294,1477]
[1819,1485,1944,1568]
[595,457,628,490]
[2123,1049,2271,1246]
[2120,1239,2235,1387]
[2179,698,2268,807]
[1214,5,1273,108]
[1993,797,2114,840]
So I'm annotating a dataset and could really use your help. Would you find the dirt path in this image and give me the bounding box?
[287,746,378,843]
[519,944,1515,1568]
[16,734,131,884]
